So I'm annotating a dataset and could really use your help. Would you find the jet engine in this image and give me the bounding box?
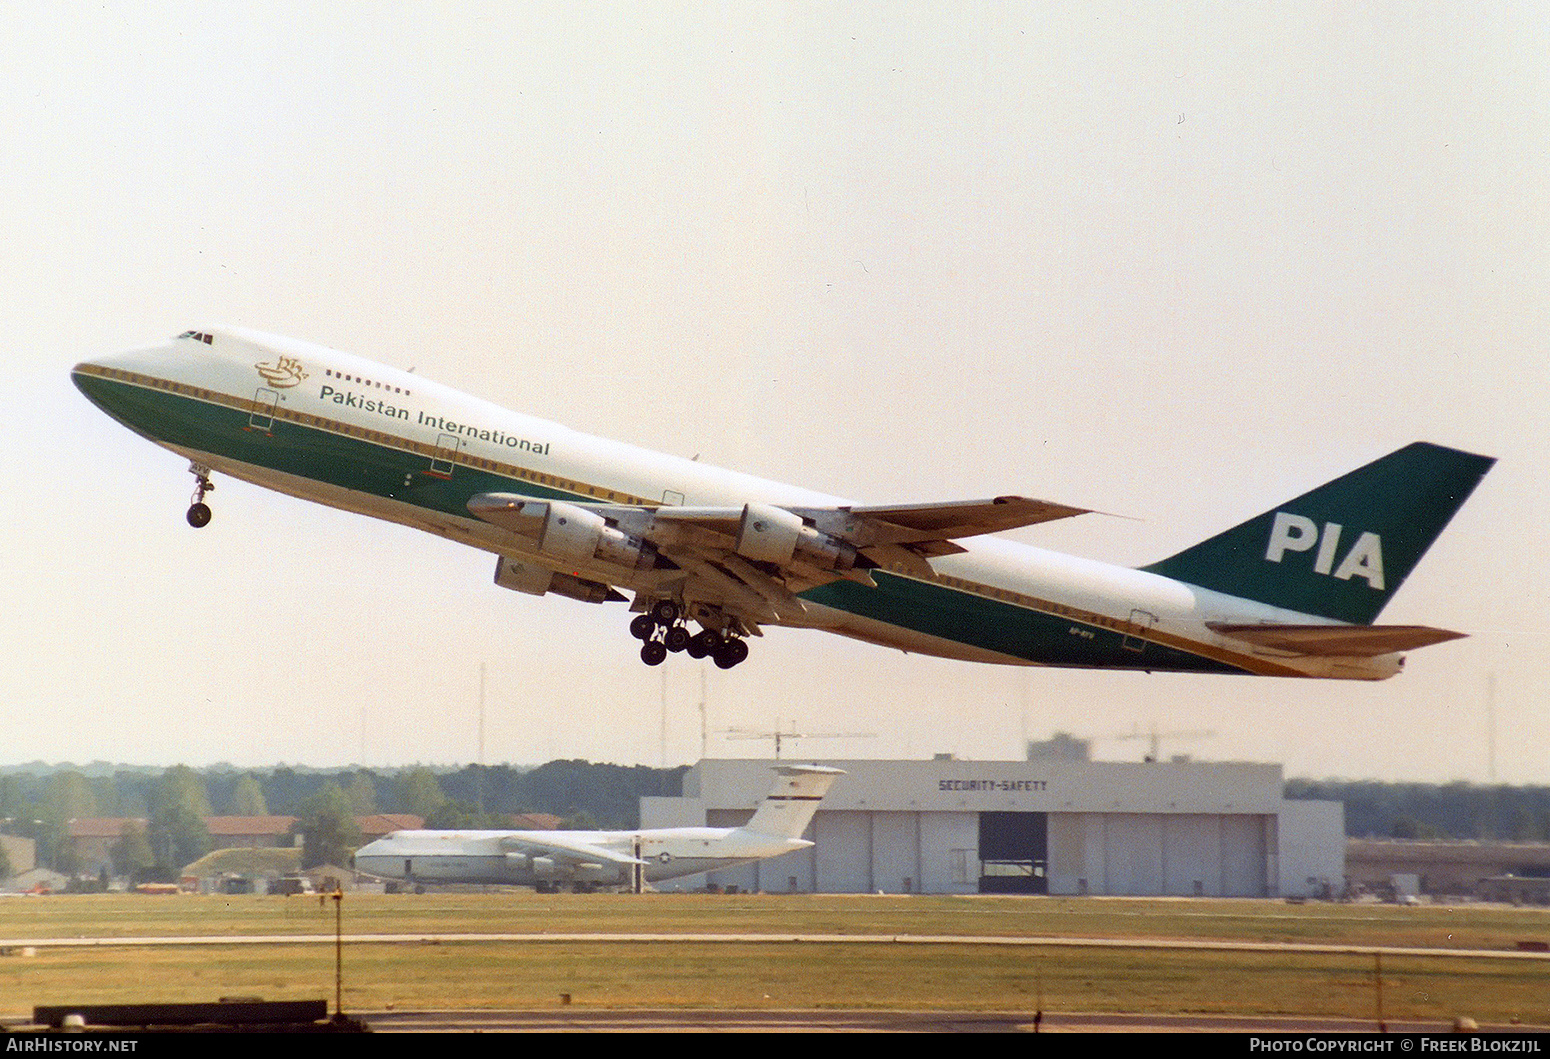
[735,501,860,572]
[494,556,625,605]
[517,500,656,570]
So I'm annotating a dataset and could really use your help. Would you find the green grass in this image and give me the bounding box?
[0,892,1542,949]
[0,894,1547,1023]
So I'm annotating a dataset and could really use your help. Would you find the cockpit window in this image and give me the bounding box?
[177,331,214,345]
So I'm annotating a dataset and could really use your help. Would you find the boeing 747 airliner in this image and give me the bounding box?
[72,327,1493,676]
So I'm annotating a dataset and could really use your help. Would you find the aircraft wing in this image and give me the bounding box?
[500,833,644,867]
[470,494,1085,544]
[623,495,1088,543]
[803,496,1090,544]
[1207,623,1466,657]
[467,491,1089,629]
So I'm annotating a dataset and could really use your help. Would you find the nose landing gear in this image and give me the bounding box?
[186,463,215,528]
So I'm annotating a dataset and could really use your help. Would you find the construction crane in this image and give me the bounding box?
[720,720,875,760]
[1101,725,1216,763]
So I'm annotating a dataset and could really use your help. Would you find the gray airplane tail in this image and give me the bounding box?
[738,765,845,840]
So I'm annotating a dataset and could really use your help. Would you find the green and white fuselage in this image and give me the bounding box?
[72,328,1494,679]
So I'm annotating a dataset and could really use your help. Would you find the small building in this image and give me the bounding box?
[0,834,36,879]
[1346,838,1550,901]
[642,757,1343,897]
[182,846,303,894]
[302,864,359,893]
[65,814,426,884]
[204,816,298,849]
[3,867,69,894]
[67,818,145,876]
[355,815,424,841]
[1477,875,1550,905]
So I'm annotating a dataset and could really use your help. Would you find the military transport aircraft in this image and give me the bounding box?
[72,327,1493,677]
[353,764,843,891]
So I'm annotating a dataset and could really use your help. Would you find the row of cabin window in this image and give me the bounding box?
[323,366,412,396]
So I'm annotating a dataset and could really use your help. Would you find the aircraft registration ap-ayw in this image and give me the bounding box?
[353,763,844,891]
[72,328,1494,679]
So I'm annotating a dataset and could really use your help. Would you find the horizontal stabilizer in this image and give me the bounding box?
[1207,622,1466,657]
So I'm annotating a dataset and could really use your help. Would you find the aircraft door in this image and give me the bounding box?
[430,433,459,477]
[1123,609,1157,653]
[250,388,279,432]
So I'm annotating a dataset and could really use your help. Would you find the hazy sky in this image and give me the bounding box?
[4,3,1546,781]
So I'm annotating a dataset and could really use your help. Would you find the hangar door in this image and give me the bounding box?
[979,812,1047,893]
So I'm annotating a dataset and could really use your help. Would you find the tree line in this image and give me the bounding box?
[1285,779,1550,841]
[10,763,1546,882]
[0,760,687,881]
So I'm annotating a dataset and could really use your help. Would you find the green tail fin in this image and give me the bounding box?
[1141,442,1494,624]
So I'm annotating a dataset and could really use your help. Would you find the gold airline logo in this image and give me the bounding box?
[255,356,309,389]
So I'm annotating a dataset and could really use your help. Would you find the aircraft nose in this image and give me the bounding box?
[72,340,180,391]
[71,340,191,428]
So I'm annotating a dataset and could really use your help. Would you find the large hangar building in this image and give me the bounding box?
[642,758,1342,898]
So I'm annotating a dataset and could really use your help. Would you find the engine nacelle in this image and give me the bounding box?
[526,856,620,886]
[519,500,654,570]
[493,557,622,605]
[493,556,553,596]
[793,524,861,572]
[735,502,804,563]
[530,855,563,882]
[735,502,859,572]
[537,502,607,564]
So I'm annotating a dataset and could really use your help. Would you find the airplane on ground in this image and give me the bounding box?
[72,327,1494,678]
[352,764,844,892]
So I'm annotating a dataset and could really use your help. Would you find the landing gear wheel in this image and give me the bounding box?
[186,462,215,528]
[711,637,749,670]
[640,641,668,666]
[665,625,691,653]
[629,614,655,640]
[649,599,681,624]
[686,630,718,659]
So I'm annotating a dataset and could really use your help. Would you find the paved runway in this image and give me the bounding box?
[362,1009,1547,1033]
[6,930,1550,962]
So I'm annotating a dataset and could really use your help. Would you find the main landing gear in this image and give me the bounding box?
[186,463,214,528]
[629,600,750,669]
